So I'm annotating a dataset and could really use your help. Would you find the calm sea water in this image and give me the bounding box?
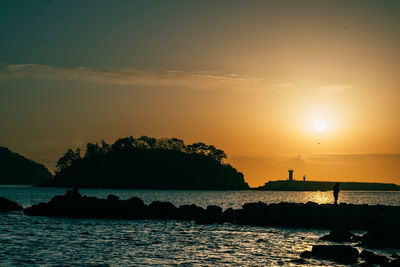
[1,186,399,266]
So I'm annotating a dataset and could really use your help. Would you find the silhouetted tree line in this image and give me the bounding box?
[0,146,52,184]
[42,136,249,190]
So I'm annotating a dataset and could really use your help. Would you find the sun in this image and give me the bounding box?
[314,120,327,132]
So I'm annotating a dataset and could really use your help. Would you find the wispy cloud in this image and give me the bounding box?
[275,79,352,95]
[316,84,352,94]
[0,63,262,90]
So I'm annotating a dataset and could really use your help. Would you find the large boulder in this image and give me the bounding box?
[0,196,23,212]
[301,245,359,264]
[177,204,205,220]
[387,258,400,267]
[360,250,389,265]
[195,205,223,224]
[320,228,355,242]
[148,201,178,219]
[361,226,400,248]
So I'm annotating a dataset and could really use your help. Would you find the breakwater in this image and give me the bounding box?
[17,190,400,249]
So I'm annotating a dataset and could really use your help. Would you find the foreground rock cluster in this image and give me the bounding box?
[21,191,400,250]
[2,191,400,265]
[2,190,400,256]
[300,245,400,266]
[0,196,23,212]
[23,192,399,227]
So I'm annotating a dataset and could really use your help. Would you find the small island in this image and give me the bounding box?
[0,146,52,185]
[39,136,249,190]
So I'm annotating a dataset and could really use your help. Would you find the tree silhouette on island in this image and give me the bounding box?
[40,136,249,190]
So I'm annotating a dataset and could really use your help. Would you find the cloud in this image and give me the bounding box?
[316,84,352,94]
[275,80,352,95]
[0,63,262,90]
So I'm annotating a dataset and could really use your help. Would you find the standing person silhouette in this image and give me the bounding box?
[333,182,340,205]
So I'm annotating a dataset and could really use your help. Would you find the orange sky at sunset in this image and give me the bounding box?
[1,1,399,186]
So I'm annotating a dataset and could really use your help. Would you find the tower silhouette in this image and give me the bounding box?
[288,169,294,181]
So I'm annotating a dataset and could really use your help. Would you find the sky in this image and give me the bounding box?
[1,0,400,187]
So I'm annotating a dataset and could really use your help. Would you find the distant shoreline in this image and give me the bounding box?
[255,180,400,191]
[1,183,399,191]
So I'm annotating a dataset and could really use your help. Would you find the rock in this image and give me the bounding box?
[107,194,119,201]
[0,196,23,212]
[289,258,306,264]
[148,201,178,219]
[177,204,205,220]
[206,205,222,217]
[361,226,400,248]
[305,201,319,206]
[126,197,145,209]
[300,251,313,258]
[221,208,241,223]
[360,250,389,265]
[195,205,223,224]
[387,258,400,267]
[320,228,354,242]
[311,245,359,264]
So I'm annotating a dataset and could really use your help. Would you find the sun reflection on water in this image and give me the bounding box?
[302,191,333,204]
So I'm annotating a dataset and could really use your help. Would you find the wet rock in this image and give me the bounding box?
[310,245,359,264]
[300,250,313,258]
[195,205,223,224]
[289,258,306,264]
[305,201,319,206]
[107,194,119,201]
[360,250,389,265]
[387,258,400,267]
[0,196,23,212]
[206,205,222,222]
[148,201,178,219]
[221,208,241,223]
[177,204,205,220]
[239,202,269,225]
[361,226,400,248]
[126,197,145,209]
[320,228,354,242]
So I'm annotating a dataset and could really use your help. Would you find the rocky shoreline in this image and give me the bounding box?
[2,190,400,265]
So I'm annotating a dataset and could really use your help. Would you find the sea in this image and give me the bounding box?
[1,186,399,266]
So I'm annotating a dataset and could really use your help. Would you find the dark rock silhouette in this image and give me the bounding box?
[360,250,389,265]
[320,228,355,242]
[0,146,51,185]
[196,205,223,224]
[39,136,249,190]
[361,225,400,248]
[177,204,205,221]
[388,258,400,267]
[301,245,359,264]
[0,196,23,212]
[24,191,400,238]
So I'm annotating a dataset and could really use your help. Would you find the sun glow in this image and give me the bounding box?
[314,120,327,132]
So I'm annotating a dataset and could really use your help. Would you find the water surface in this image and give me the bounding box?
[1,186,399,266]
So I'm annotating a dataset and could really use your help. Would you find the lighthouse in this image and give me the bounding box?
[288,169,294,181]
